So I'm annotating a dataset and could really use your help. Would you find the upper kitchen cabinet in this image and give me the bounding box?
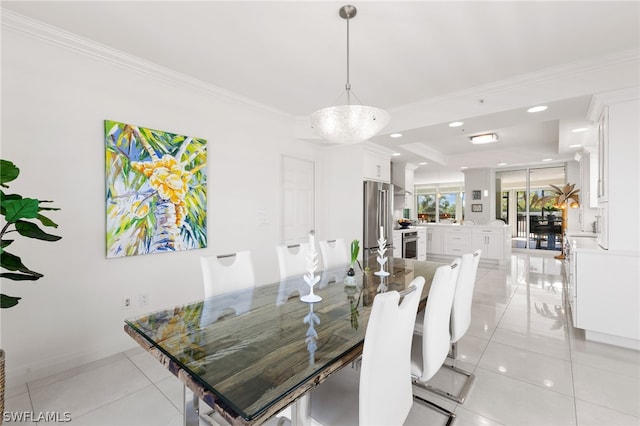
[587,87,639,252]
[363,148,391,183]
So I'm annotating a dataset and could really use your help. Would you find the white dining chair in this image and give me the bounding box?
[319,238,349,271]
[200,251,256,299]
[310,276,425,426]
[410,259,460,425]
[413,250,481,404]
[276,242,310,280]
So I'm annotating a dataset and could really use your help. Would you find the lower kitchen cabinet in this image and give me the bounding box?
[425,224,510,264]
[568,237,639,349]
[417,227,426,261]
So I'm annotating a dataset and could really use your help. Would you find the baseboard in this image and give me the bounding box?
[5,341,138,390]
[585,330,640,351]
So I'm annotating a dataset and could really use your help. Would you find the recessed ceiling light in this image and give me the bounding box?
[527,105,548,113]
[460,166,468,170]
[419,162,427,165]
[390,133,403,138]
[449,121,464,127]
[497,162,507,166]
[572,127,588,133]
[469,133,498,144]
[569,144,583,148]
[542,158,553,162]
[392,152,401,156]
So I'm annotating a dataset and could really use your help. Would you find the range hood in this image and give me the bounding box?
[391,162,416,196]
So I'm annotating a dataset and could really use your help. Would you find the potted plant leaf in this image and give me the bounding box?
[0,159,62,422]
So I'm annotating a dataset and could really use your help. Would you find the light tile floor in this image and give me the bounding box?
[5,252,640,425]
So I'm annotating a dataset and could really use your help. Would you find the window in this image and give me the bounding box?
[438,192,457,220]
[415,183,464,223]
[417,193,436,222]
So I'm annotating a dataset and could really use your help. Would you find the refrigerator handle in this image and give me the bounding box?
[380,189,388,240]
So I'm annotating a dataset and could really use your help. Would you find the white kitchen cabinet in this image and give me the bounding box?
[443,227,470,256]
[587,88,639,252]
[568,237,639,349]
[426,227,443,255]
[392,231,402,258]
[417,227,427,261]
[471,228,503,260]
[363,150,391,183]
[426,224,510,264]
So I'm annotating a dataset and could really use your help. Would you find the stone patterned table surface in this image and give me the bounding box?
[124,257,443,425]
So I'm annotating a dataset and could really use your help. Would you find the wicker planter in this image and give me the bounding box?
[1,349,4,425]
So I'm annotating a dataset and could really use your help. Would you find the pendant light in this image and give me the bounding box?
[310,5,390,144]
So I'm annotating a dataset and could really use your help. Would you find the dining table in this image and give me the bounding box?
[124,256,445,426]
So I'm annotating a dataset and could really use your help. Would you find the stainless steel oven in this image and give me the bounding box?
[402,231,418,259]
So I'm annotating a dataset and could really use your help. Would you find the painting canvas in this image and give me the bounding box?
[105,120,207,258]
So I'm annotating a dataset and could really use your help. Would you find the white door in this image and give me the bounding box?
[282,156,315,244]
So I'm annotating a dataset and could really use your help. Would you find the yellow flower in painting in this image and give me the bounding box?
[130,200,150,219]
[132,155,191,204]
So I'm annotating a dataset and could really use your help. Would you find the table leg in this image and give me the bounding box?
[291,394,311,426]
[184,385,200,426]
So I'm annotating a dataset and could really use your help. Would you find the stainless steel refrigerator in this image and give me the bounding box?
[363,180,393,255]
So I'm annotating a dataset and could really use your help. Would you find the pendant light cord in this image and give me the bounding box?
[345,12,351,105]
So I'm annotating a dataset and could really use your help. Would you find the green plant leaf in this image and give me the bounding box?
[1,294,21,308]
[0,272,41,281]
[0,250,43,277]
[15,220,62,241]
[0,159,20,187]
[36,213,59,228]
[1,239,14,249]
[3,198,40,222]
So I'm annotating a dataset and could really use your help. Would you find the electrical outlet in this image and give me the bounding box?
[139,293,150,306]
[122,296,132,310]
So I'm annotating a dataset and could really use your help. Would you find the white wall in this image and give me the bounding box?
[1,21,323,386]
[463,168,493,224]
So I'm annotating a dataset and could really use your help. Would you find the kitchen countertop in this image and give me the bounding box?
[393,227,423,232]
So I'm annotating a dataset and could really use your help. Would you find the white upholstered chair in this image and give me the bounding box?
[310,276,425,426]
[410,259,460,425]
[319,239,349,271]
[200,251,256,299]
[276,243,310,280]
[413,250,481,404]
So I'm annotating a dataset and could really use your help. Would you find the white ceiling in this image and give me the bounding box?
[4,1,639,183]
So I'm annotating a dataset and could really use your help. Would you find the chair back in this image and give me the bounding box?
[276,243,310,280]
[451,250,481,343]
[200,251,256,299]
[417,259,460,381]
[359,276,425,426]
[319,239,349,271]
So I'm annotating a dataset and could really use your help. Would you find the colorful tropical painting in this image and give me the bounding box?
[105,120,207,258]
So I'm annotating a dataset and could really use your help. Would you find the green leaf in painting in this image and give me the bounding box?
[1,294,21,308]
[0,159,20,187]
[3,198,40,222]
[15,220,62,241]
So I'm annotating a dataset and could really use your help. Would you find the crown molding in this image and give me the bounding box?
[587,86,640,122]
[1,9,292,119]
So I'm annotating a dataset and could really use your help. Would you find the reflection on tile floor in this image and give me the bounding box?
[5,252,640,425]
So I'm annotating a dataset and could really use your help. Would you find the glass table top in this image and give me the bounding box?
[124,257,441,423]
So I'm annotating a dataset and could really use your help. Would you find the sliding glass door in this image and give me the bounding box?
[496,166,566,250]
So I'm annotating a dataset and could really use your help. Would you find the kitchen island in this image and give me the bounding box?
[421,223,511,264]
